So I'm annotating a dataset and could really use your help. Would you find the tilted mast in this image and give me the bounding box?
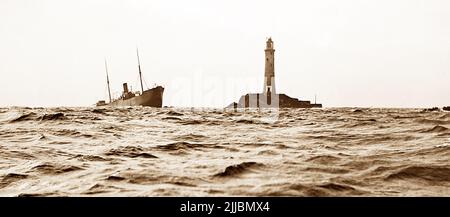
[104,59,112,103]
[136,48,144,95]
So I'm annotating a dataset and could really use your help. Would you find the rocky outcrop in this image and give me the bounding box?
[227,93,322,109]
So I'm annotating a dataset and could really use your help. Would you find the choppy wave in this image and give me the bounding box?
[213,162,264,177]
[0,107,449,196]
[386,165,450,182]
[422,125,449,133]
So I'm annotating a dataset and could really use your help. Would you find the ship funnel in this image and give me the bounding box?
[123,83,129,93]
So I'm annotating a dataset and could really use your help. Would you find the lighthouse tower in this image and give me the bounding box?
[226,37,322,109]
[264,38,276,95]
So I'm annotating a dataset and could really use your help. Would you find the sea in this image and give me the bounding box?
[0,107,449,196]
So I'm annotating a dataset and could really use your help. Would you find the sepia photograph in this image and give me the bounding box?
[0,0,449,215]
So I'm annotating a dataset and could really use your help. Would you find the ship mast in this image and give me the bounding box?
[136,48,144,95]
[104,59,112,103]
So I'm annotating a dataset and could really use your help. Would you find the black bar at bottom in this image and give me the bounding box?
[0,197,448,216]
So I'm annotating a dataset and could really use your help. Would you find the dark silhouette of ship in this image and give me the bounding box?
[228,38,322,109]
[96,49,164,107]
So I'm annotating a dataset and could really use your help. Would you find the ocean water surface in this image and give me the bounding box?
[0,107,449,196]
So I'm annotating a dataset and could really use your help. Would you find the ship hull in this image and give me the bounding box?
[104,86,164,107]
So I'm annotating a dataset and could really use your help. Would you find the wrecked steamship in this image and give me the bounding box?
[96,50,164,107]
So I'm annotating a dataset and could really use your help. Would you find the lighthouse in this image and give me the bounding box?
[226,37,322,109]
[264,37,276,95]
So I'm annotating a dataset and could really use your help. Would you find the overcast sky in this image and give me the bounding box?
[0,0,449,108]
